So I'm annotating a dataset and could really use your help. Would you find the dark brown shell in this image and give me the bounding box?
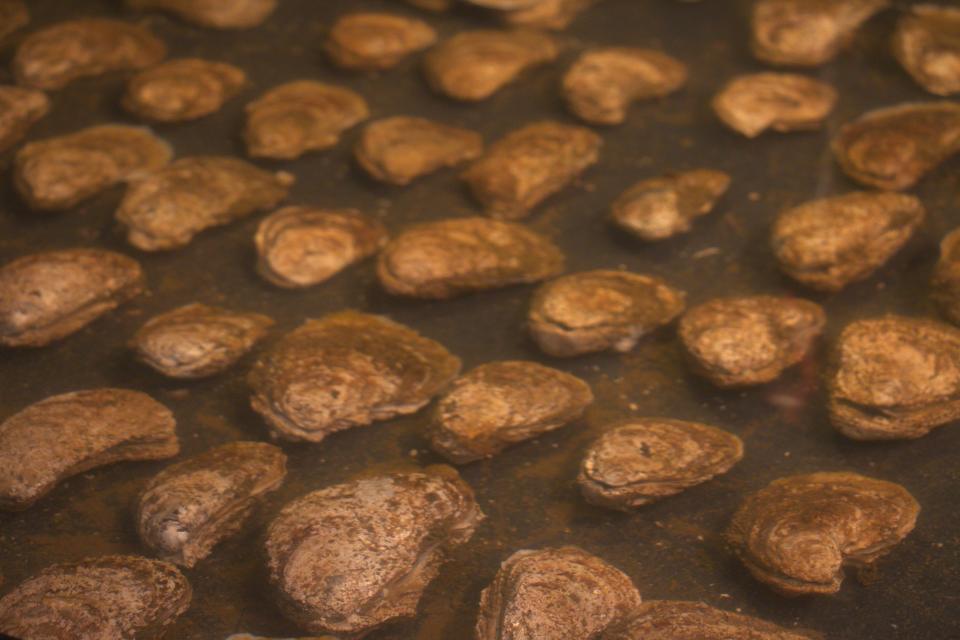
[14,18,166,90]
[931,227,960,324]
[678,296,826,387]
[831,101,960,190]
[423,30,558,102]
[377,217,565,299]
[771,191,925,291]
[462,121,601,219]
[255,206,388,288]
[0,85,49,154]
[712,73,837,138]
[137,441,287,567]
[429,360,594,464]
[248,311,461,443]
[475,546,642,640]
[0,0,28,41]
[751,0,890,67]
[601,600,822,640]
[131,303,274,378]
[828,315,960,440]
[528,270,686,357]
[355,116,484,185]
[610,169,730,241]
[727,471,919,596]
[892,4,960,97]
[0,248,145,348]
[243,81,369,159]
[126,0,278,29]
[123,58,247,122]
[0,388,178,510]
[326,13,437,70]
[265,466,483,636]
[116,156,294,251]
[578,419,743,511]
[563,47,687,125]
[14,124,172,211]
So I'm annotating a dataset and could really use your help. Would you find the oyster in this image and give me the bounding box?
[123,58,247,122]
[712,72,837,138]
[932,227,960,324]
[500,0,598,30]
[0,85,49,154]
[893,4,960,96]
[0,0,27,41]
[126,0,278,29]
[326,13,437,71]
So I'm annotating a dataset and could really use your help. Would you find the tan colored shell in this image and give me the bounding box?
[137,441,287,567]
[430,360,594,463]
[893,4,960,96]
[14,124,172,211]
[14,18,166,90]
[751,0,890,67]
[462,121,601,219]
[771,191,925,291]
[123,58,247,122]
[355,116,483,185]
[131,303,274,378]
[423,30,558,101]
[931,227,960,324]
[475,546,642,640]
[0,555,191,640]
[0,85,49,153]
[828,315,960,440]
[678,296,825,387]
[244,81,369,159]
[0,389,178,510]
[501,0,598,30]
[248,311,461,442]
[126,0,278,29]
[255,206,388,288]
[377,217,565,299]
[116,156,294,251]
[529,270,686,357]
[610,169,730,241]
[712,73,837,138]
[727,471,919,596]
[0,248,145,348]
[831,101,960,190]
[578,419,743,511]
[563,48,688,125]
[266,467,483,636]
[326,13,437,70]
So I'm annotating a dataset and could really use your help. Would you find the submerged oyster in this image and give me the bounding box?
[137,441,287,567]
[249,311,460,442]
[255,206,388,288]
[14,18,166,90]
[578,419,743,511]
[326,13,437,70]
[355,116,484,185]
[131,303,274,378]
[429,360,594,463]
[771,191,925,291]
[15,125,172,211]
[0,86,50,154]
[932,227,960,324]
[712,73,837,138]
[678,296,826,388]
[0,388,178,510]
[244,81,369,159]
[265,467,483,636]
[610,169,730,241]
[377,217,565,299]
[123,58,247,122]
[116,156,294,251]
[126,0,278,29]
[528,270,686,357]
[893,4,960,96]
[828,315,960,440]
[0,248,145,348]
[751,0,890,67]
[423,30,558,101]
[462,121,601,219]
[831,101,960,190]
[0,0,28,41]
[727,471,919,595]
[500,0,598,30]
[475,546,642,640]
[562,48,687,125]
[0,555,191,640]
